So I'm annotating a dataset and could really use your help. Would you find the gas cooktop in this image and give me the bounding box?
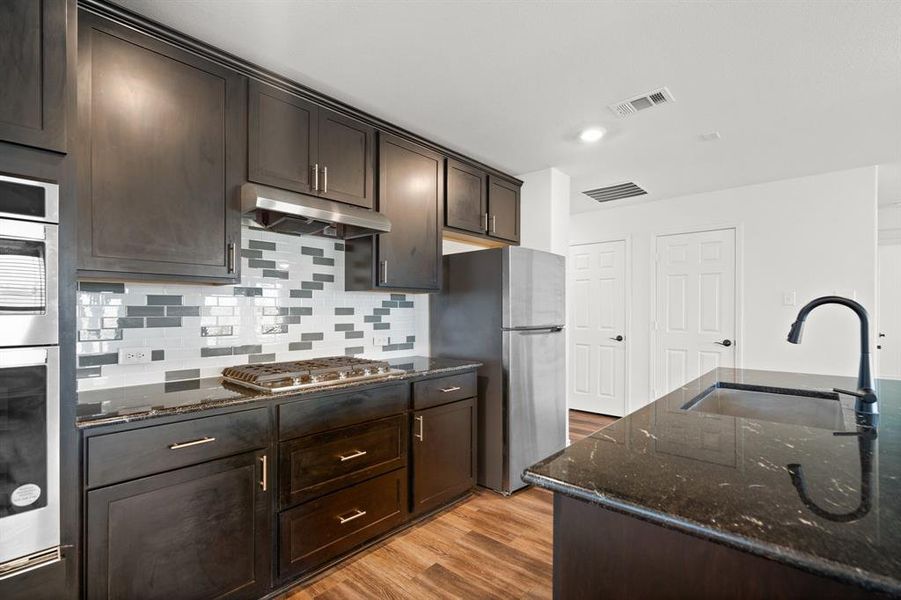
[221,356,403,393]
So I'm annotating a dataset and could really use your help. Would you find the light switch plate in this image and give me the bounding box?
[783,291,796,306]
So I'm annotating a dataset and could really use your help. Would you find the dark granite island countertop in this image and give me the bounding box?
[76,356,481,428]
[524,368,901,596]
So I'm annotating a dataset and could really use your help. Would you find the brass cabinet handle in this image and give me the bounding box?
[322,165,328,194]
[227,243,236,273]
[337,508,367,524]
[259,454,268,492]
[440,386,461,393]
[338,449,368,462]
[168,436,216,450]
[414,415,424,441]
[490,215,497,234]
[313,163,319,191]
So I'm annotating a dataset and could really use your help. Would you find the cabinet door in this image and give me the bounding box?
[488,176,521,243]
[317,108,374,208]
[86,451,270,600]
[0,0,68,152]
[377,134,443,291]
[411,398,476,515]
[77,12,244,283]
[248,80,318,196]
[445,159,487,234]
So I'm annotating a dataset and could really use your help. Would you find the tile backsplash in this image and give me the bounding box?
[76,225,429,391]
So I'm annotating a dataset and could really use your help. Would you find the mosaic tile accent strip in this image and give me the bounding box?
[76,226,428,391]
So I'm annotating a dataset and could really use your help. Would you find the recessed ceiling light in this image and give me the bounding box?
[579,127,605,143]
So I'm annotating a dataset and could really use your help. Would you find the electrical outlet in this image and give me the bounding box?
[372,335,389,347]
[119,347,152,365]
[782,291,796,306]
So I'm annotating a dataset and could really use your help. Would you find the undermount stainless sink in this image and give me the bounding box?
[682,385,846,430]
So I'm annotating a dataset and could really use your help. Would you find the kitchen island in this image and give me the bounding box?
[524,368,900,599]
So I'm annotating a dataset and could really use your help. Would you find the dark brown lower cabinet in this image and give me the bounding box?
[278,469,407,579]
[86,451,270,600]
[411,398,477,515]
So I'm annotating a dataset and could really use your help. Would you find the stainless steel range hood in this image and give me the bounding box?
[241,183,390,239]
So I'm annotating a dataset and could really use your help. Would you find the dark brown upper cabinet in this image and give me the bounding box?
[487,175,521,243]
[445,158,487,235]
[77,11,245,283]
[346,133,443,292]
[248,80,374,209]
[0,0,69,153]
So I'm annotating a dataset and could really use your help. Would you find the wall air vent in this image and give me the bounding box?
[609,87,675,118]
[583,182,647,203]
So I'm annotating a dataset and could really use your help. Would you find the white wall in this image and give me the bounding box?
[518,167,570,256]
[570,167,879,408]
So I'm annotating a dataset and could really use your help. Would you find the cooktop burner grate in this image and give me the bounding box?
[222,356,401,393]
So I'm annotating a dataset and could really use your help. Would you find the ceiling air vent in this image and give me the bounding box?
[583,182,647,203]
[609,87,675,118]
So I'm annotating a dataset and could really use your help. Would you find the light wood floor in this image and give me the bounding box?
[280,410,618,600]
[568,409,617,442]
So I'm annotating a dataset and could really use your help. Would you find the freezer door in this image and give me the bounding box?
[503,247,565,328]
[504,326,567,492]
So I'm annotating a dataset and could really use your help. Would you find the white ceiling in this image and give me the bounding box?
[112,0,901,213]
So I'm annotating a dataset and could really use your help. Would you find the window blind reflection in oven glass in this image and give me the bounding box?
[0,239,46,314]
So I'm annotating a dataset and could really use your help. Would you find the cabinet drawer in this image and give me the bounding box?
[413,371,477,409]
[278,469,406,578]
[87,408,269,489]
[278,382,408,440]
[280,415,407,507]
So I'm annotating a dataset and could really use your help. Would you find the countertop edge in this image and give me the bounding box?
[522,471,901,596]
[76,361,482,429]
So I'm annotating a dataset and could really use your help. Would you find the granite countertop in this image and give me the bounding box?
[524,368,901,595]
[76,356,480,428]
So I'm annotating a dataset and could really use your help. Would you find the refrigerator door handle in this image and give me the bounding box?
[501,325,565,333]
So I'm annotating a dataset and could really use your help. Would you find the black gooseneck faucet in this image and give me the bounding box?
[787,295,878,417]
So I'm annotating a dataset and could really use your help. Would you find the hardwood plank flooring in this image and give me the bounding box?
[279,487,554,600]
[569,409,617,442]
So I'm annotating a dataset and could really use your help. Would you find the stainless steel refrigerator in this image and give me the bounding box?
[430,246,566,494]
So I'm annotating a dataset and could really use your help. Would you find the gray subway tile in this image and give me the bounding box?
[165,380,201,393]
[334,243,345,251]
[290,307,312,316]
[334,323,355,332]
[248,353,276,363]
[147,317,182,328]
[374,308,390,316]
[202,325,234,337]
[283,316,301,325]
[290,289,312,299]
[344,346,364,355]
[127,306,164,317]
[381,301,398,308]
[248,259,276,269]
[233,344,263,355]
[301,332,323,341]
[301,246,324,257]
[390,294,406,301]
[406,335,416,343]
[312,273,334,283]
[263,269,289,279]
[147,295,182,306]
[398,301,414,308]
[312,257,335,266]
[240,249,263,259]
[345,330,364,339]
[78,329,122,342]
[335,307,354,315]
[261,324,288,335]
[373,322,390,330]
[166,369,201,381]
[233,287,263,297]
[78,282,125,293]
[301,281,323,290]
[248,240,276,251]
[78,353,118,367]
[364,315,381,323]
[166,306,200,317]
[397,342,414,350]
[151,350,165,361]
[117,317,144,329]
[201,347,233,358]
[76,366,103,379]
[289,341,313,351]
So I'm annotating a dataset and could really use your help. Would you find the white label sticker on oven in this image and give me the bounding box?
[10,484,41,507]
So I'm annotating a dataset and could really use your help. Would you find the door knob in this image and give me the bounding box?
[715,339,733,347]
[610,335,624,342]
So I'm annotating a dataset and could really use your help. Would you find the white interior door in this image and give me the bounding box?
[569,241,627,416]
[878,244,901,379]
[655,229,736,397]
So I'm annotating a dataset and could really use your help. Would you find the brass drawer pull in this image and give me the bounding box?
[337,508,367,525]
[168,436,216,450]
[338,449,368,462]
[440,386,462,393]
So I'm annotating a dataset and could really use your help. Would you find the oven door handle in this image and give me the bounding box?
[0,347,48,368]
